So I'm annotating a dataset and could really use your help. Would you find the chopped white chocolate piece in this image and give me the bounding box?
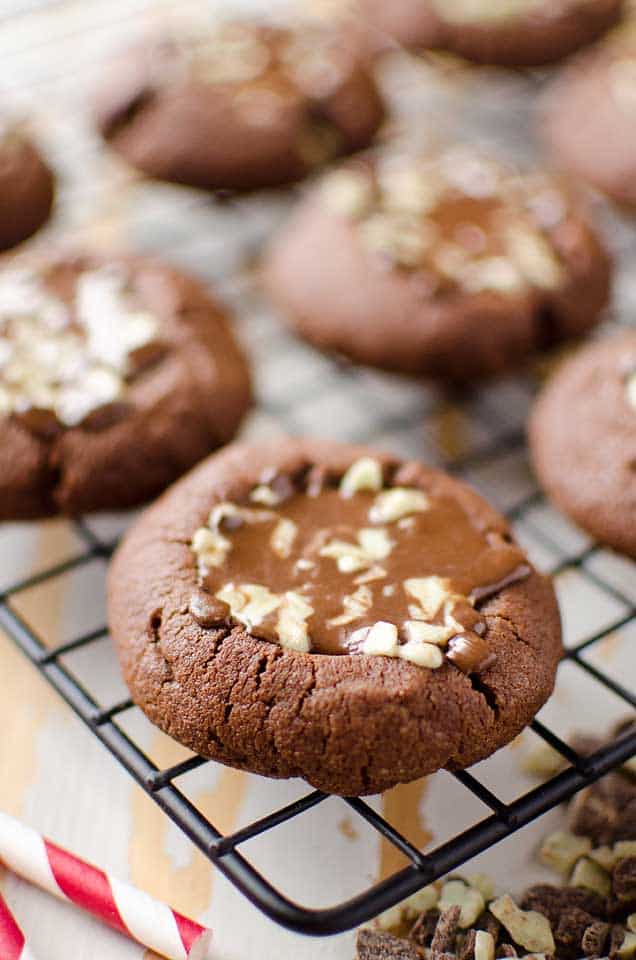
[539,831,592,875]
[369,488,430,524]
[570,856,612,897]
[378,161,443,216]
[404,576,453,619]
[215,584,247,615]
[270,518,298,559]
[339,456,384,496]
[615,841,636,859]
[358,528,394,560]
[191,527,232,569]
[320,526,394,573]
[489,895,555,955]
[462,256,524,294]
[250,484,281,506]
[617,932,636,958]
[362,621,399,657]
[328,585,373,626]
[475,930,495,960]
[217,583,281,630]
[402,885,440,916]
[276,591,313,652]
[322,170,373,219]
[354,565,387,585]
[505,225,563,290]
[376,884,440,931]
[589,846,616,872]
[521,741,567,779]
[468,873,495,902]
[439,880,485,928]
[398,640,443,669]
[403,620,454,646]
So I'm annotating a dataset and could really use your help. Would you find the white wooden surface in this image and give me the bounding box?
[0,2,635,957]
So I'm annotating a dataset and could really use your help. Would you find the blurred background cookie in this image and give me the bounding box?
[0,253,251,519]
[360,0,624,67]
[263,148,612,381]
[543,25,636,205]
[94,20,386,191]
[530,330,636,558]
[0,124,54,251]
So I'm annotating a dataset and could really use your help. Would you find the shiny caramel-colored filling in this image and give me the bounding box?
[190,460,530,673]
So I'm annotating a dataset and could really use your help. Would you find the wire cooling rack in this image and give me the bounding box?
[1,413,635,935]
[1,0,636,941]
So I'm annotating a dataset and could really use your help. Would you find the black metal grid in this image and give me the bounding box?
[1,406,635,937]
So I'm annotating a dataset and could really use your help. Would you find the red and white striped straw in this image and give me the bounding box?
[0,812,212,960]
[0,889,37,960]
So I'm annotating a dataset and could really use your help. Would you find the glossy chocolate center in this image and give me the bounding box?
[190,461,530,673]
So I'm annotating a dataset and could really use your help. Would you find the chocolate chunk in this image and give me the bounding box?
[410,910,440,948]
[554,907,599,959]
[613,858,636,902]
[496,947,517,959]
[189,589,230,628]
[581,921,610,957]
[520,885,606,927]
[357,929,423,960]
[609,924,629,959]
[477,911,501,942]
[431,906,461,956]
[458,928,477,960]
[446,632,497,675]
[570,773,636,846]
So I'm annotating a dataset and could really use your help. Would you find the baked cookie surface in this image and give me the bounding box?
[530,331,636,558]
[543,30,636,205]
[94,20,385,191]
[108,438,562,796]
[0,125,54,251]
[0,254,251,520]
[263,150,611,381]
[361,0,623,67]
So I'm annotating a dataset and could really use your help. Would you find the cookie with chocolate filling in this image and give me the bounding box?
[94,20,385,191]
[262,149,611,382]
[0,124,54,251]
[530,330,636,558]
[543,27,636,206]
[108,438,562,796]
[0,254,251,519]
[360,0,624,67]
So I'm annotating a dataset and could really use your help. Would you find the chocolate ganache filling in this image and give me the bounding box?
[189,457,530,673]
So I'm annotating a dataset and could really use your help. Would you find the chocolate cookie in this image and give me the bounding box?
[94,20,385,191]
[543,30,636,205]
[360,0,624,67]
[108,438,562,796]
[0,254,251,520]
[0,125,54,251]
[530,331,636,558]
[262,150,611,382]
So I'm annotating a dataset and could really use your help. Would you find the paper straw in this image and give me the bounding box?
[0,812,212,960]
[0,889,37,960]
